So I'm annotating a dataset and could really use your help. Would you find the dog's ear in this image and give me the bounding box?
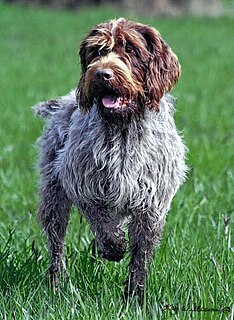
[76,79,93,113]
[79,26,103,72]
[77,32,93,112]
[79,34,89,73]
[141,26,181,111]
[78,28,103,112]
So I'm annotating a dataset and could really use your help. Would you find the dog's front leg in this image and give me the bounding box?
[125,210,165,303]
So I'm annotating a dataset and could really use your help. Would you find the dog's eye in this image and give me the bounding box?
[125,44,134,54]
[98,47,109,56]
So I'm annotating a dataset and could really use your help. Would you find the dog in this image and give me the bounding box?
[34,18,187,302]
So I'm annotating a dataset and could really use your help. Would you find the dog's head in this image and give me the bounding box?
[77,18,181,121]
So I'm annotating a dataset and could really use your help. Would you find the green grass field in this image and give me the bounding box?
[0,3,233,319]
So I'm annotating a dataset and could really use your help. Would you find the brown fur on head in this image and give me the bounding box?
[77,18,181,115]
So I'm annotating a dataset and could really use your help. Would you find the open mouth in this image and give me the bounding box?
[101,94,133,110]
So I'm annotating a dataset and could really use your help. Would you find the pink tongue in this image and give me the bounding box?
[102,95,120,109]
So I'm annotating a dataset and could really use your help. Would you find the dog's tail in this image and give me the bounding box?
[33,100,61,119]
[33,89,77,119]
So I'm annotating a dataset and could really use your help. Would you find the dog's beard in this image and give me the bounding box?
[88,84,145,126]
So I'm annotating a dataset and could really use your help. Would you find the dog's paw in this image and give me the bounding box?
[47,262,67,289]
[93,237,126,262]
[123,281,145,306]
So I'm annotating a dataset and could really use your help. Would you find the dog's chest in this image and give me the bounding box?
[61,120,156,211]
[59,106,186,213]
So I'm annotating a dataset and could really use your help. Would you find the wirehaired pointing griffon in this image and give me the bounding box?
[34,18,187,302]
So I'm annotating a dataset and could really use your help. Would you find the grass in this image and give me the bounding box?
[0,3,234,319]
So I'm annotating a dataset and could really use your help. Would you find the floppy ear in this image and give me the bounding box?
[79,34,89,73]
[143,26,181,111]
[76,80,94,113]
[78,24,106,73]
[77,27,103,112]
[77,31,93,112]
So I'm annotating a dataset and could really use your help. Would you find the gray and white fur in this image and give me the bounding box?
[34,89,187,300]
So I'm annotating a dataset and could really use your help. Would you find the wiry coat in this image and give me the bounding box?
[34,18,187,302]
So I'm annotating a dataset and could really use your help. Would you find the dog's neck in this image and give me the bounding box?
[86,93,175,133]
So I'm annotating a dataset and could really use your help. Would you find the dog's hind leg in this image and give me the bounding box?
[125,209,165,303]
[38,174,71,287]
[38,126,72,287]
[83,206,126,262]
[36,99,73,287]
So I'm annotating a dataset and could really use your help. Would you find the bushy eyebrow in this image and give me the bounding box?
[86,31,115,51]
[124,30,149,55]
[84,26,150,60]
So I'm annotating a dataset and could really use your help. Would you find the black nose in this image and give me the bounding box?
[94,69,114,82]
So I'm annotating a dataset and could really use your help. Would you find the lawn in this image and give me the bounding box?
[0,3,233,319]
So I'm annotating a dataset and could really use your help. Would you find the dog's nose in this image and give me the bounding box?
[94,69,114,82]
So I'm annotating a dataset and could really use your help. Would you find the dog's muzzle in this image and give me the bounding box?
[93,68,134,111]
